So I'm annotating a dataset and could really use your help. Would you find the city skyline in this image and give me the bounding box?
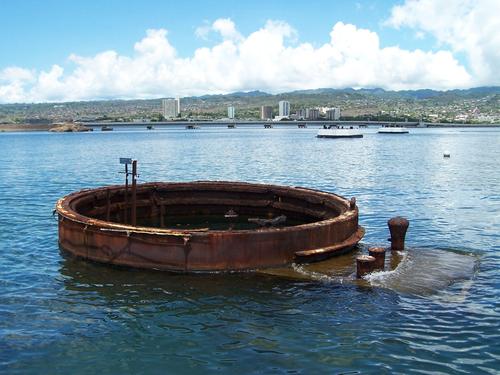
[0,0,499,103]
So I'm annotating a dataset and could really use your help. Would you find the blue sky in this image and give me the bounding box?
[0,0,498,102]
[2,0,431,68]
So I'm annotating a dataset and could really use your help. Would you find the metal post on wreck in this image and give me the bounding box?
[124,162,129,223]
[119,157,133,224]
[368,247,386,269]
[131,159,138,226]
[356,255,376,278]
[388,216,409,251]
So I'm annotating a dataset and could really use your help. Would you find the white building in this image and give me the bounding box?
[162,98,180,119]
[326,108,340,121]
[278,100,290,117]
[228,106,235,119]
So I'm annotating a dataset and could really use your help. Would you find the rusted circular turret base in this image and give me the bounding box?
[56,181,364,272]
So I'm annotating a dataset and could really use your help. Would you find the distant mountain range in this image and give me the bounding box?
[1,86,499,107]
[195,86,500,100]
[0,86,498,124]
[197,90,269,99]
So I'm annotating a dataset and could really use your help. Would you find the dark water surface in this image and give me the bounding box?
[0,127,499,374]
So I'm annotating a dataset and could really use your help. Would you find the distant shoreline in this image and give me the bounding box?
[1,121,499,133]
[65,120,500,129]
[0,124,52,132]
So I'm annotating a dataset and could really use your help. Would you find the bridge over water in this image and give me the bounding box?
[84,120,421,128]
[82,120,500,129]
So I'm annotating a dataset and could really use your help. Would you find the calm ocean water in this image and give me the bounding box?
[0,126,499,374]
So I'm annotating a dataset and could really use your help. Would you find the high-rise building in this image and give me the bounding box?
[228,106,235,119]
[162,98,180,119]
[295,109,306,119]
[175,97,180,115]
[326,108,340,120]
[306,108,320,120]
[278,101,290,117]
[261,106,273,120]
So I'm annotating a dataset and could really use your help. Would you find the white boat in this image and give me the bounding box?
[317,126,363,138]
[378,125,409,134]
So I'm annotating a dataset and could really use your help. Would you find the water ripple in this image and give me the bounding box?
[0,128,499,374]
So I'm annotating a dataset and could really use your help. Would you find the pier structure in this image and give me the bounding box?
[82,120,425,129]
[80,120,500,130]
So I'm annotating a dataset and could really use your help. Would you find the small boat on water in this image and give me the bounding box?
[317,125,363,139]
[101,126,113,131]
[146,125,154,130]
[185,124,200,129]
[378,125,409,134]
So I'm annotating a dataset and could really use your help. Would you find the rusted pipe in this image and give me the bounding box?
[368,247,386,269]
[349,197,356,210]
[356,255,375,278]
[131,160,137,226]
[124,163,129,224]
[388,216,409,250]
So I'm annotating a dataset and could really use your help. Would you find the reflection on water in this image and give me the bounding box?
[59,239,479,299]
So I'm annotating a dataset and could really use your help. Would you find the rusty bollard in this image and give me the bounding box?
[349,197,356,210]
[368,247,386,270]
[356,255,376,278]
[388,217,409,251]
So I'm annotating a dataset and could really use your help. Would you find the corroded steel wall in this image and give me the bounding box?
[57,182,364,272]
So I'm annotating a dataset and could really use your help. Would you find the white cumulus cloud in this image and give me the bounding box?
[212,18,243,41]
[0,13,494,103]
[386,0,500,86]
[0,67,36,103]
[0,66,35,83]
[195,18,242,41]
